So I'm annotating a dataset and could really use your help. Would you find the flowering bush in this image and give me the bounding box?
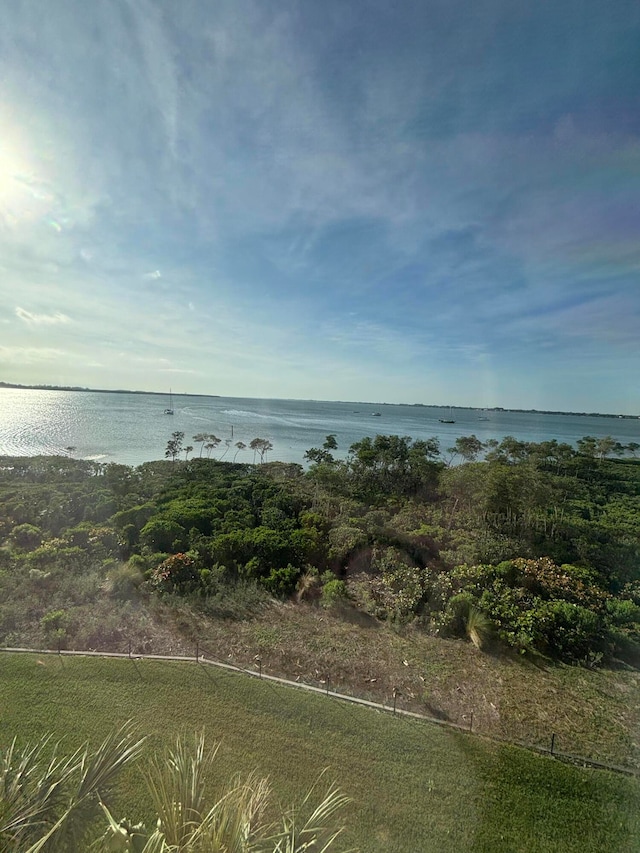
[149,552,199,593]
[367,546,431,621]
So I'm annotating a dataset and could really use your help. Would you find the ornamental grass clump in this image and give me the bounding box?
[100,733,353,852]
[0,722,144,853]
[0,728,353,853]
[464,605,493,650]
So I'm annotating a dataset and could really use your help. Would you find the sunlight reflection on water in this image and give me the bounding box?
[0,389,638,467]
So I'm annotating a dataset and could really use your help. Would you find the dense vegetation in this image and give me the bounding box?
[0,432,639,667]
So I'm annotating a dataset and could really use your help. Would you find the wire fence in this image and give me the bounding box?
[2,641,638,778]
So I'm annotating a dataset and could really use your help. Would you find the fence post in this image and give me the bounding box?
[326,676,330,696]
[128,639,132,659]
[393,687,399,715]
[550,732,556,755]
[195,641,199,662]
[469,712,474,732]
[254,655,262,678]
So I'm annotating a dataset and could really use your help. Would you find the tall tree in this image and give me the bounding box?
[165,431,185,462]
[324,434,338,451]
[595,436,618,462]
[261,440,273,462]
[249,437,262,464]
[305,435,339,465]
[485,435,529,464]
[204,434,221,458]
[233,441,247,462]
[193,433,208,457]
[577,436,598,458]
[305,447,334,465]
[448,434,485,463]
[249,437,273,464]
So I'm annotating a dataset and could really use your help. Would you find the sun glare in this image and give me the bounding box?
[0,123,53,227]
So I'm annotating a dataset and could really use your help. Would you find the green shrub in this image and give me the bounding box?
[609,627,640,665]
[27,568,51,585]
[327,525,367,567]
[40,609,70,646]
[375,548,430,620]
[26,544,86,572]
[9,523,43,550]
[320,579,350,608]
[40,609,68,632]
[437,558,617,662]
[606,598,640,626]
[260,565,301,598]
[533,600,607,662]
[140,518,186,553]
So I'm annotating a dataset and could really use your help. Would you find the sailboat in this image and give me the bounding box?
[164,389,174,415]
[439,406,455,424]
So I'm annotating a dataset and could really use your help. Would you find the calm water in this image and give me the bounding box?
[0,389,638,467]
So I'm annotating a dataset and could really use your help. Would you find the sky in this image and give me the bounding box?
[1,0,639,413]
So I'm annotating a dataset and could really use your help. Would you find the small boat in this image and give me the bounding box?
[164,389,174,415]
[372,412,381,417]
[439,406,455,424]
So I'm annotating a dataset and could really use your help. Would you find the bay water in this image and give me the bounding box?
[0,388,638,467]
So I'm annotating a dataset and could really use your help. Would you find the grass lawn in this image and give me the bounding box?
[1,652,639,852]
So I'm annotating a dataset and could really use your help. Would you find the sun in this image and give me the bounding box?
[0,120,54,227]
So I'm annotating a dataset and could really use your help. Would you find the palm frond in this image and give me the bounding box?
[263,770,353,853]
[4,730,353,853]
[0,722,144,853]
[192,771,272,851]
[1,736,78,848]
[91,801,156,853]
[144,733,215,849]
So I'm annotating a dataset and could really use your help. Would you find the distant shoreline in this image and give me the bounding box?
[0,382,219,400]
[0,381,637,420]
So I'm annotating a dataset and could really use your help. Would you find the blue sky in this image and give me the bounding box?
[1,0,639,412]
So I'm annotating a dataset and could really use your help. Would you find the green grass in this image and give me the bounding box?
[154,598,640,769]
[1,653,639,852]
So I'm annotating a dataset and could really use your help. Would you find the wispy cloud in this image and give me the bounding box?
[0,345,67,364]
[15,307,71,326]
[0,2,638,410]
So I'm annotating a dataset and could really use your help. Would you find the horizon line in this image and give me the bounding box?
[0,381,637,421]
